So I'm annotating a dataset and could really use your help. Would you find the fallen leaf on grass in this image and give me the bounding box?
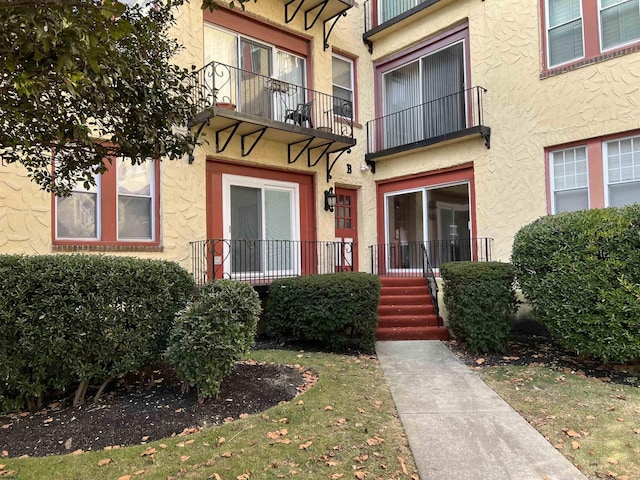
[354,455,368,463]
[134,470,145,476]
[141,436,149,442]
[159,444,168,449]
[298,441,313,450]
[354,471,367,479]
[140,448,157,457]
[0,452,6,458]
[274,438,291,445]
[97,458,113,466]
[475,358,485,365]
[565,429,581,438]
[329,474,344,479]
[117,476,131,480]
[71,449,84,456]
[237,471,251,479]
[176,439,195,447]
[220,451,232,458]
[209,474,222,480]
[180,455,190,462]
[606,458,619,465]
[218,437,226,445]
[325,406,334,411]
[398,456,408,475]
[0,471,16,477]
[366,436,384,446]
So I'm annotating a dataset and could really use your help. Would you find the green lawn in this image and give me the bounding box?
[481,365,640,480]
[0,350,419,480]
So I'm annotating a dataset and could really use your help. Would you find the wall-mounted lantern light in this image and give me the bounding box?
[324,187,337,212]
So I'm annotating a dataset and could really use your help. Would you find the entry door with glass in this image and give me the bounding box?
[223,175,300,279]
[384,183,471,271]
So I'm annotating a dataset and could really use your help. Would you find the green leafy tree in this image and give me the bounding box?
[0,0,253,195]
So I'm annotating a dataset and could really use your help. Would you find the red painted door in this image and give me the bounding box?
[334,188,358,271]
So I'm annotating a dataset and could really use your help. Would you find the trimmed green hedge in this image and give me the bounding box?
[512,206,640,362]
[441,262,518,353]
[166,279,261,402]
[265,273,381,353]
[0,254,194,411]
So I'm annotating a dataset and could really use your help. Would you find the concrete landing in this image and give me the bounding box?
[376,341,588,480]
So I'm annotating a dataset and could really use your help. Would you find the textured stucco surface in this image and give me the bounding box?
[2,0,640,270]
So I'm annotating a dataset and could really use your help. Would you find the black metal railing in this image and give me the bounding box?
[191,239,354,286]
[364,0,440,34]
[366,86,487,155]
[420,243,441,326]
[190,60,354,138]
[369,238,493,276]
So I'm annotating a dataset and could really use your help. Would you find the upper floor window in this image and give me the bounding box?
[332,54,354,118]
[543,0,640,70]
[55,158,159,244]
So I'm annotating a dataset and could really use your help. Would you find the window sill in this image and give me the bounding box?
[52,244,163,253]
[541,43,640,79]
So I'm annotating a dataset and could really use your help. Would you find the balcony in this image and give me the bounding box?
[188,61,355,174]
[190,239,355,287]
[369,238,493,276]
[363,0,455,50]
[365,86,490,166]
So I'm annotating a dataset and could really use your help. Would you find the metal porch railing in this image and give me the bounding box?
[369,238,493,277]
[366,86,488,155]
[190,61,354,138]
[190,239,354,286]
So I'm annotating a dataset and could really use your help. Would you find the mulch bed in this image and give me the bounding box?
[446,335,640,388]
[0,361,309,458]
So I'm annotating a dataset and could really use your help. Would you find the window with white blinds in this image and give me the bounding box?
[605,135,640,207]
[547,0,584,67]
[382,42,465,149]
[600,0,640,50]
[550,146,589,213]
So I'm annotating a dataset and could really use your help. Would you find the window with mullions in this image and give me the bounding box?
[332,54,354,118]
[550,146,589,213]
[604,135,640,206]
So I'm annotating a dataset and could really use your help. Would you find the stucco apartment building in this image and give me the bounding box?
[2,0,640,288]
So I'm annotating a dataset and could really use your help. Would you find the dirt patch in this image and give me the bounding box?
[0,361,310,458]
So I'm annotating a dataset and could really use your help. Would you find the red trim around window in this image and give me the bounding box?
[205,159,316,243]
[373,21,470,119]
[375,162,476,245]
[331,48,359,125]
[544,128,640,213]
[540,0,640,77]
[51,159,161,248]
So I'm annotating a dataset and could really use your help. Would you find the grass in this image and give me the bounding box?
[0,349,419,480]
[481,365,640,480]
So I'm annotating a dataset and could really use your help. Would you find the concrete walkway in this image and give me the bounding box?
[376,341,588,480]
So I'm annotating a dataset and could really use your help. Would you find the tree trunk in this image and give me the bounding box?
[93,378,112,404]
[26,395,42,412]
[73,380,89,407]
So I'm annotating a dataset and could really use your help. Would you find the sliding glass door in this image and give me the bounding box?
[224,175,299,278]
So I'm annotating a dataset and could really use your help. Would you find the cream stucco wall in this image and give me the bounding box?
[2,0,640,273]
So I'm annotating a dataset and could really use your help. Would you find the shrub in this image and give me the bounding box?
[512,205,640,362]
[265,273,381,353]
[165,279,261,402]
[441,262,518,354]
[0,254,194,411]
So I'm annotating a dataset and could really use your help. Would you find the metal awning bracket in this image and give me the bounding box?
[288,137,314,164]
[285,0,305,23]
[323,11,347,50]
[241,126,268,157]
[189,118,210,164]
[326,147,351,183]
[215,122,241,154]
[305,0,329,29]
[308,141,333,168]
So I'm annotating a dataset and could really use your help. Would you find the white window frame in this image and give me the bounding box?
[549,146,590,213]
[546,0,586,68]
[332,53,354,118]
[598,0,640,52]
[221,174,300,278]
[603,134,640,206]
[116,158,156,242]
[54,175,102,241]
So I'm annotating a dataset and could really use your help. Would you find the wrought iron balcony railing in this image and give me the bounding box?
[369,238,493,277]
[364,0,442,35]
[190,239,354,286]
[365,86,489,159]
[190,60,354,139]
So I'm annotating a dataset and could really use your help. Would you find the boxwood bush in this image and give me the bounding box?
[265,273,381,353]
[512,205,640,362]
[165,279,261,402]
[0,254,194,412]
[441,262,518,353]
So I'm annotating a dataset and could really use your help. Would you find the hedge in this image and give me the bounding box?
[441,261,518,353]
[166,279,261,402]
[265,273,381,353]
[512,205,640,362]
[0,254,194,412]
